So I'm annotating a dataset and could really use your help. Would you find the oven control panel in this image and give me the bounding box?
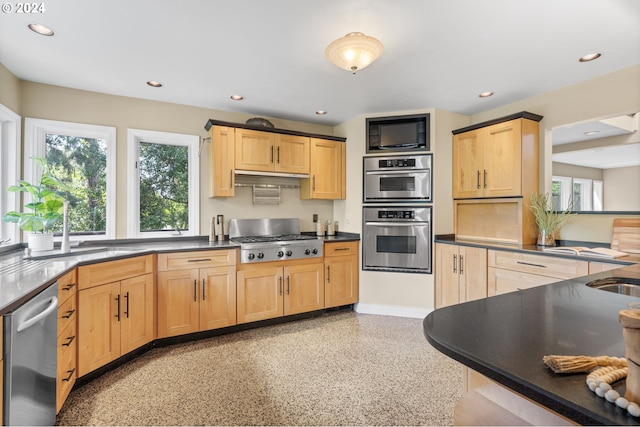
[377,158,416,168]
[377,210,415,219]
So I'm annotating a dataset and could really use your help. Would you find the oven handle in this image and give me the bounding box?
[365,169,430,175]
[364,221,430,227]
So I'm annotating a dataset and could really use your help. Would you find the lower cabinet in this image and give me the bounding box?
[487,249,589,296]
[237,261,324,324]
[324,241,359,308]
[435,243,487,308]
[56,269,77,413]
[77,255,155,377]
[156,250,237,338]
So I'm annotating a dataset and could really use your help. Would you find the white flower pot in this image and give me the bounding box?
[28,233,54,252]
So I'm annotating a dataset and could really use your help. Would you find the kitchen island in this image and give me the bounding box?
[424,263,640,426]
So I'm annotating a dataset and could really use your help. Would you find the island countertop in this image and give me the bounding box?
[424,263,640,426]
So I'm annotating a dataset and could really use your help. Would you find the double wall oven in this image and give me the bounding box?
[362,154,433,274]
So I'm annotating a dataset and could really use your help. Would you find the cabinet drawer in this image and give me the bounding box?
[78,255,154,289]
[157,250,236,271]
[57,294,76,334]
[56,319,77,412]
[57,269,77,304]
[488,250,588,279]
[324,241,359,257]
[488,267,561,296]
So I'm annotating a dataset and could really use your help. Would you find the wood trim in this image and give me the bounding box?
[452,111,543,135]
[204,118,346,142]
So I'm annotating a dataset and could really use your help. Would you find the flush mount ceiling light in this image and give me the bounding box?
[479,91,494,98]
[579,53,602,62]
[315,110,327,115]
[146,80,162,87]
[325,32,383,74]
[230,95,244,101]
[28,23,54,36]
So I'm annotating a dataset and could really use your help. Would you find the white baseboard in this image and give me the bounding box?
[354,303,432,319]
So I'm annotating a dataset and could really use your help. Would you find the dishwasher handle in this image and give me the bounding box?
[17,296,58,332]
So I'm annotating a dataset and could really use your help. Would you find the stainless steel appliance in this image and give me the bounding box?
[4,282,58,426]
[363,206,431,273]
[229,218,323,263]
[363,154,432,203]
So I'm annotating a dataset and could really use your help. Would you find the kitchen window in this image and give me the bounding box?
[552,175,603,211]
[24,118,116,240]
[127,129,199,238]
[0,103,21,244]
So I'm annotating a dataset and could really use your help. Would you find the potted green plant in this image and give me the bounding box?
[2,157,69,251]
[529,192,574,246]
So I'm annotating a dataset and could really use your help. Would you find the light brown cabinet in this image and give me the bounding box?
[324,241,359,308]
[435,243,487,308]
[208,125,235,197]
[77,255,154,376]
[453,117,538,199]
[236,260,324,324]
[56,269,77,413]
[157,250,237,338]
[300,138,346,200]
[487,249,589,296]
[234,129,309,174]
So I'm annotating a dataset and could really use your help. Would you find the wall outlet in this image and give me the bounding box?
[313,214,318,223]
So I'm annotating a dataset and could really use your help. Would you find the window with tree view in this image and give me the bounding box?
[138,142,189,233]
[46,133,107,235]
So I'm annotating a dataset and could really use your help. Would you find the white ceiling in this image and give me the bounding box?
[1,0,639,128]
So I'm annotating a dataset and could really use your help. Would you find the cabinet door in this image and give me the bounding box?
[302,138,345,200]
[488,267,560,296]
[237,266,283,323]
[120,273,154,355]
[209,125,235,197]
[157,269,200,338]
[325,254,359,308]
[460,246,488,302]
[235,129,275,172]
[284,263,324,315]
[453,130,483,199]
[200,266,237,330]
[435,243,461,308]
[275,134,309,174]
[78,282,121,376]
[482,119,522,197]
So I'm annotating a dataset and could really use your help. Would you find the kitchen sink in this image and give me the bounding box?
[586,277,640,297]
[25,246,141,260]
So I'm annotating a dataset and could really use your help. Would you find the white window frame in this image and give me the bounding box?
[593,180,603,211]
[573,178,593,211]
[552,175,572,211]
[0,103,21,245]
[24,118,117,240]
[127,129,200,238]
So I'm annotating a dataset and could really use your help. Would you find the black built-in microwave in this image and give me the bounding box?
[366,113,429,153]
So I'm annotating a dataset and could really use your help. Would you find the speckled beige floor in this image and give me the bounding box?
[56,311,462,426]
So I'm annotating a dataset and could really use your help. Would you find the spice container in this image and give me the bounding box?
[316,220,325,236]
[326,220,335,236]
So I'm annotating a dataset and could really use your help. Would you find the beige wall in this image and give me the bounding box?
[18,81,337,237]
[604,166,640,211]
[0,63,21,114]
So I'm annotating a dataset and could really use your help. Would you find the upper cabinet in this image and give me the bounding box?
[300,138,346,200]
[452,113,542,199]
[206,119,346,200]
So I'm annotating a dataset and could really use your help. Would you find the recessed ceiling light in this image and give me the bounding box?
[230,95,244,101]
[146,81,162,87]
[315,110,327,115]
[28,23,54,36]
[579,53,602,62]
[479,91,494,98]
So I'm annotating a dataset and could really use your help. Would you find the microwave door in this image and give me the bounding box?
[365,170,431,200]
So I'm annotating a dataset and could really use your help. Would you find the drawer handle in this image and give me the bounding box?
[62,368,76,382]
[516,261,547,268]
[61,309,75,319]
[188,258,212,263]
[333,247,350,251]
[63,283,76,291]
[62,335,76,347]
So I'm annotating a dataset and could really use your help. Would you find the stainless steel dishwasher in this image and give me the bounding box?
[3,282,58,426]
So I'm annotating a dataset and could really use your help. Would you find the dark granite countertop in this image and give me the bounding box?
[424,263,640,425]
[435,234,639,266]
